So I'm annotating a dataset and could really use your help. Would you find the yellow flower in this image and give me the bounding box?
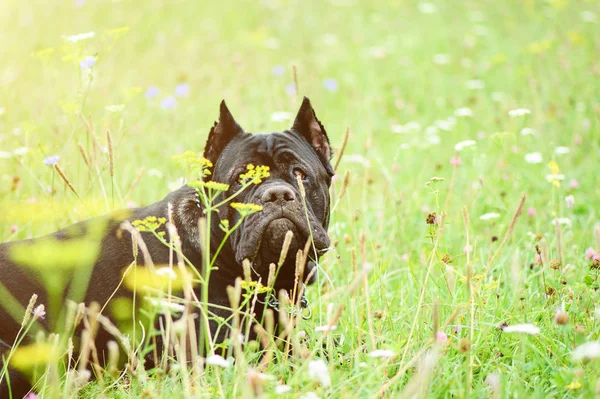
[122,265,194,295]
[240,280,272,294]
[132,216,167,232]
[239,164,270,184]
[565,380,581,390]
[230,202,264,217]
[10,342,58,373]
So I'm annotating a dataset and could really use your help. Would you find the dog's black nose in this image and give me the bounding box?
[261,185,296,204]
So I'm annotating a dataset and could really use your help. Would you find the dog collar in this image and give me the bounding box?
[259,289,312,320]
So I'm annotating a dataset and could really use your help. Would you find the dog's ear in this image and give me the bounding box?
[291,97,334,176]
[203,100,244,164]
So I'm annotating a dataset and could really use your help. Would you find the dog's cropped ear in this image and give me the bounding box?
[291,97,334,176]
[203,100,244,164]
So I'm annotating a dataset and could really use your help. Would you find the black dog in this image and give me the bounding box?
[0,97,333,397]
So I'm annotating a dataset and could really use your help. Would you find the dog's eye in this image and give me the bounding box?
[293,168,308,182]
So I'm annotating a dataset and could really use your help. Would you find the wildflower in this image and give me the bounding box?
[485,373,501,396]
[271,111,292,122]
[555,146,570,155]
[32,304,46,320]
[450,156,462,167]
[520,127,536,135]
[14,147,30,156]
[239,164,271,184]
[79,56,96,69]
[433,54,450,65]
[307,359,331,387]
[401,253,409,261]
[43,155,60,166]
[368,349,395,358]
[206,354,232,368]
[272,65,285,76]
[466,79,485,90]
[426,212,437,225]
[285,83,296,95]
[572,341,600,362]
[565,195,575,209]
[145,86,160,99]
[161,96,176,110]
[524,152,542,164]
[479,212,500,221]
[527,207,536,217]
[552,218,571,228]
[565,380,581,390]
[64,31,95,43]
[240,280,271,294]
[146,298,185,313]
[455,107,473,117]
[174,83,190,97]
[230,202,264,217]
[24,393,38,399]
[436,331,448,344]
[10,225,18,233]
[463,245,473,254]
[502,323,540,335]
[570,179,580,189]
[274,385,292,394]
[508,108,531,117]
[585,248,597,260]
[454,140,476,151]
[191,180,229,192]
[323,78,339,92]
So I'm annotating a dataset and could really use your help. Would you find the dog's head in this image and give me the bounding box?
[202,98,333,290]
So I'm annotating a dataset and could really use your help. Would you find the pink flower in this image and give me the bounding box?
[586,248,597,260]
[450,156,462,167]
[569,179,580,189]
[401,253,409,262]
[565,195,575,209]
[527,207,536,217]
[436,331,448,344]
[535,253,542,265]
[575,135,583,145]
[10,225,18,233]
[464,245,473,254]
[24,393,38,399]
[392,163,400,172]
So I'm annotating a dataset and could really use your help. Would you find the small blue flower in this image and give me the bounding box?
[43,155,60,166]
[79,56,96,69]
[323,78,339,92]
[272,65,285,76]
[145,86,160,99]
[161,96,177,110]
[285,83,297,96]
[174,83,190,97]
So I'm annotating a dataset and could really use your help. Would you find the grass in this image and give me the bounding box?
[1,0,600,397]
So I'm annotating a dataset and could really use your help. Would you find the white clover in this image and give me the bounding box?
[479,212,500,220]
[307,359,330,387]
[552,218,572,228]
[274,385,292,394]
[13,147,29,156]
[433,54,450,65]
[524,152,543,164]
[508,108,531,117]
[546,174,565,182]
[368,349,395,358]
[454,140,476,151]
[206,354,232,368]
[503,323,540,335]
[455,107,473,117]
[467,79,485,90]
[520,127,535,136]
[554,146,570,155]
[315,324,337,333]
[64,31,95,43]
[105,104,125,112]
[572,342,600,362]
[270,111,292,122]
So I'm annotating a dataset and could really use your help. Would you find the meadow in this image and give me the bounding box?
[1,0,600,397]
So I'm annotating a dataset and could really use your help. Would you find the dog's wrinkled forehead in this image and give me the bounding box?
[213,132,325,180]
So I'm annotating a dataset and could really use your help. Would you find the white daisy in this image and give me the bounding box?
[554,146,570,155]
[508,108,531,117]
[503,323,540,335]
[455,107,473,117]
[524,152,543,164]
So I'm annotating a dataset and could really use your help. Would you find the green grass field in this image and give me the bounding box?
[1,0,600,397]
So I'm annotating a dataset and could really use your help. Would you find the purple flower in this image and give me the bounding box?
[323,78,339,92]
[436,331,448,344]
[145,86,160,99]
[586,248,597,260]
[79,56,96,69]
[161,96,176,110]
[43,155,60,166]
[285,83,296,96]
[174,83,190,97]
[272,65,285,76]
